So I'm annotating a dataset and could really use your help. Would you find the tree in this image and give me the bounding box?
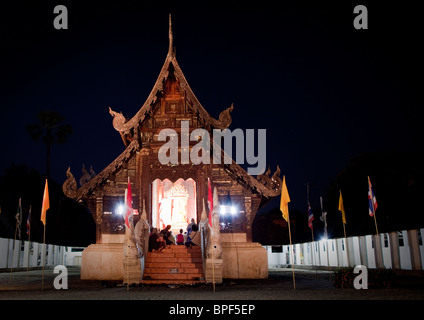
[26,111,72,180]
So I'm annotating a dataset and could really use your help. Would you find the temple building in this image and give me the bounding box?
[63,15,282,284]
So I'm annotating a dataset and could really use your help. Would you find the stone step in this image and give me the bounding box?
[143,245,204,284]
[144,273,203,280]
[146,256,202,263]
[145,262,202,269]
[160,246,201,253]
[140,279,205,285]
[147,252,201,259]
[144,267,203,274]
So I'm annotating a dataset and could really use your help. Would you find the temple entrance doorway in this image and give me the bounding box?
[151,178,197,235]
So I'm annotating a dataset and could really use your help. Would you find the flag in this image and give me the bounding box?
[207,178,213,228]
[16,197,22,239]
[27,205,32,236]
[368,176,378,217]
[320,196,328,239]
[125,177,133,230]
[338,190,346,224]
[280,176,291,222]
[40,179,50,226]
[308,202,314,229]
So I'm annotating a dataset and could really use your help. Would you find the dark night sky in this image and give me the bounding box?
[0,1,422,218]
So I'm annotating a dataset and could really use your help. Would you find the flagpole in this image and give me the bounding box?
[40,179,49,292]
[211,237,216,293]
[368,176,383,267]
[281,176,295,290]
[342,222,350,267]
[373,211,384,268]
[26,205,31,279]
[306,183,315,265]
[42,222,46,291]
[211,190,216,293]
[287,211,296,290]
[372,213,379,235]
[10,198,22,280]
[124,186,129,291]
[9,218,18,281]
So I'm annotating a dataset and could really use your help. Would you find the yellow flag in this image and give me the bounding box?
[280,176,291,222]
[338,190,346,224]
[40,179,50,226]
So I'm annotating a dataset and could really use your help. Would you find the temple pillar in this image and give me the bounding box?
[245,196,253,242]
[196,165,206,223]
[95,195,104,244]
[140,147,151,225]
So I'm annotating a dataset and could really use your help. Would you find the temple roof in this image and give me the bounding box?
[108,14,234,146]
[63,15,282,204]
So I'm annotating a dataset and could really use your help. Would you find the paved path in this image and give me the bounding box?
[0,267,423,300]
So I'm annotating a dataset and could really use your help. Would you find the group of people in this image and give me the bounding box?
[148,218,198,253]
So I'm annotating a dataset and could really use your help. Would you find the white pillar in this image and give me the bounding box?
[11,239,21,268]
[47,244,54,266]
[22,241,30,268]
[319,240,328,266]
[31,242,39,267]
[399,231,412,270]
[389,232,400,269]
[381,233,392,269]
[40,243,46,267]
[350,236,362,266]
[295,244,301,265]
[358,236,368,268]
[365,235,376,268]
[407,229,422,270]
[0,238,9,268]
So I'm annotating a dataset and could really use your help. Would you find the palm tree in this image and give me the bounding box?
[26,111,73,180]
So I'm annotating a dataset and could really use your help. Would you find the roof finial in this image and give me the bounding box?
[168,13,173,55]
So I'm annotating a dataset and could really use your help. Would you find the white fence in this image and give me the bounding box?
[0,237,85,269]
[265,228,424,271]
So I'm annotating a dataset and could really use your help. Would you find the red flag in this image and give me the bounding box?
[207,178,213,228]
[125,177,133,229]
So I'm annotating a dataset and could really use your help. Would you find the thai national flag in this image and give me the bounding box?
[308,203,314,229]
[368,176,378,217]
[26,205,31,236]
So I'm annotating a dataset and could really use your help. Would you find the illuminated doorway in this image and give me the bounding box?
[152,178,197,234]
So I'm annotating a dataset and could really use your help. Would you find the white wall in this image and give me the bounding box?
[0,237,84,269]
[265,228,424,271]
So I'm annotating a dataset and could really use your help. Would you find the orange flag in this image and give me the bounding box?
[40,179,50,225]
[338,190,346,224]
[280,176,291,222]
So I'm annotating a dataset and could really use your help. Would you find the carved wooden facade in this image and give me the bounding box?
[63,15,282,244]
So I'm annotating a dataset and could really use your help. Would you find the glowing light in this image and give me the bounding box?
[116,204,124,215]
[220,206,226,216]
[230,206,237,215]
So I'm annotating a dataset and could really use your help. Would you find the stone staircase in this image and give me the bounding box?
[142,245,204,284]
